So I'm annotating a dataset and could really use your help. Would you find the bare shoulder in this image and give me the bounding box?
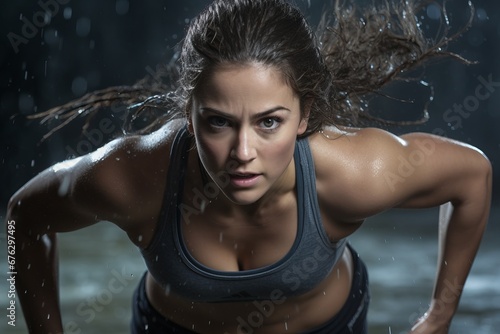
[8,119,186,247]
[70,119,186,225]
[308,126,398,219]
[308,125,490,220]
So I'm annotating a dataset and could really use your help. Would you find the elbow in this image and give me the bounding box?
[462,151,493,220]
[6,191,22,221]
[477,151,493,192]
[451,150,492,210]
[467,146,492,192]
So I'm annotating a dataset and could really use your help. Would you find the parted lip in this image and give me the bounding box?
[228,171,261,177]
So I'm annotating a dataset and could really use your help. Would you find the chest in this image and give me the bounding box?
[181,195,299,272]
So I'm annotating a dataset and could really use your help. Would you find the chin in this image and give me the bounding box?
[222,189,265,206]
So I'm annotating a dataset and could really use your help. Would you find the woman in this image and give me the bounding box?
[7,0,492,333]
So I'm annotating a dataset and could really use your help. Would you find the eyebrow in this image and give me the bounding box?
[199,106,291,120]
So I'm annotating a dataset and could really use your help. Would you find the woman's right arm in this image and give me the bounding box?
[6,125,172,333]
[7,156,101,333]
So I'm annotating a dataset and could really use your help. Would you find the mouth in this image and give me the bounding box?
[228,172,261,187]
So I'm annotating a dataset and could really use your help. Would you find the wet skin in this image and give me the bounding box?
[146,64,357,333]
[8,63,491,334]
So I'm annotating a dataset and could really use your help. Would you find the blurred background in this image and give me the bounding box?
[0,0,498,333]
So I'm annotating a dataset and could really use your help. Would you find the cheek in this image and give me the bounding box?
[263,139,295,169]
[195,136,229,170]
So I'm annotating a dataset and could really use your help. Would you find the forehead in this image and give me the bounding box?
[194,63,298,107]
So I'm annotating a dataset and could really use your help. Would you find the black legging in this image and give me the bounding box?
[130,243,369,334]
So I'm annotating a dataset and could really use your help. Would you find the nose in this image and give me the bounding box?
[230,127,257,163]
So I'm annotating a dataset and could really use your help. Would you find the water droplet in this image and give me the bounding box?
[31,160,35,167]
[426,4,441,20]
[165,284,171,295]
[115,157,120,161]
[219,232,223,242]
[284,321,288,330]
[58,175,71,197]
[27,264,31,270]
[137,235,143,242]
[419,80,429,87]
[476,8,488,21]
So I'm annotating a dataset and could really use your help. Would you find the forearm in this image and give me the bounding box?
[8,202,64,334]
[17,230,63,334]
[428,189,491,324]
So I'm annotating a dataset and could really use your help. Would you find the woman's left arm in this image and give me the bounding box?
[394,132,492,333]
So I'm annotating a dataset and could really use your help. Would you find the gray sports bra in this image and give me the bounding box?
[141,126,347,302]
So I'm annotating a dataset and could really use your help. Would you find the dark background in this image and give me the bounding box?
[1,0,499,207]
[0,1,499,333]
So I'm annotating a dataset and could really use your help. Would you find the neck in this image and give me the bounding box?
[217,158,297,224]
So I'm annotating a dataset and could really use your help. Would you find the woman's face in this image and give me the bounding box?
[190,63,308,205]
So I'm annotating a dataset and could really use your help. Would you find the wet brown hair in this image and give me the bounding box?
[32,0,474,140]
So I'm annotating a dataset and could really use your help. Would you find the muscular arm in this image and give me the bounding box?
[5,124,173,333]
[316,128,492,333]
[396,133,492,333]
[7,157,100,334]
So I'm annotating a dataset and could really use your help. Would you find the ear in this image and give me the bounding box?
[297,98,312,135]
[297,117,308,135]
